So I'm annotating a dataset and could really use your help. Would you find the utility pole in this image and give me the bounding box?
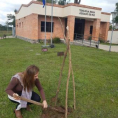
[109,23,114,52]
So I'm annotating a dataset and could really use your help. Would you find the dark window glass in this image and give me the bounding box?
[41,21,54,32]
[42,22,45,26]
[90,26,93,34]
[41,27,44,32]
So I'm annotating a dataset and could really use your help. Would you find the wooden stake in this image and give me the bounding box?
[15,95,43,106]
[70,54,76,110]
[55,39,69,105]
[65,39,71,118]
[55,17,76,118]
[14,95,66,113]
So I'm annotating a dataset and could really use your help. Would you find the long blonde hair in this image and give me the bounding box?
[23,65,39,91]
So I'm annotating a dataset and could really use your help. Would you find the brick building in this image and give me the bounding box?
[16,1,110,42]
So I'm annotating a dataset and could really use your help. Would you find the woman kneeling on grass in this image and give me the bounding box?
[5,65,48,118]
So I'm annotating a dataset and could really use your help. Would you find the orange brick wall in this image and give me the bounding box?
[92,19,100,41]
[38,15,65,40]
[16,14,38,40]
[16,14,65,41]
[84,20,93,40]
[84,20,109,41]
[67,15,75,41]
[16,14,109,42]
[100,22,109,41]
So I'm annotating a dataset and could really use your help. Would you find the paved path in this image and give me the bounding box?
[72,40,118,52]
[71,40,118,52]
[6,36,15,38]
[99,44,118,52]
[0,36,15,39]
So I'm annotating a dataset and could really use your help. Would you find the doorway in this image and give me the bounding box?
[74,19,85,40]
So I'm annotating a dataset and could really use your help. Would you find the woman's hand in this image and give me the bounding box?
[13,93,21,100]
[34,73,39,80]
[34,75,38,79]
[42,100,48,108]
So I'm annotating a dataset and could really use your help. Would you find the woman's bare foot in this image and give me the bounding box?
[14,110,23,118]
[26,105,32,112]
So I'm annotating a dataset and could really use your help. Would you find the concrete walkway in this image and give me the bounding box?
[0,36,15,39]
[6,36,15,38]
[71,40,118,52]
[99,44,118,52]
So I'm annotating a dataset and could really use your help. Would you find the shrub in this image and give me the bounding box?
[88,36,92,40]
[53,37,61,43]
[99,38,105,43]
[47,39,51,43]
[38,39,44,43]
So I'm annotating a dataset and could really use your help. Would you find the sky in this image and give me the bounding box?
[0,0,117,25]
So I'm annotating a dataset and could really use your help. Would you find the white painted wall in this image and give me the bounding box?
[101,14,110,22]
[108,31,118,44]
[16,2,110,22]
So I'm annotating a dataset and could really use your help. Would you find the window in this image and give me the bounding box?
[41,21,54,32]
[90,26,93,34]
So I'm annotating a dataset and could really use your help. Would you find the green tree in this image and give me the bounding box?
[57,0,81,5]
[7,9,17,27]
[7,14,15,27]
[0,24,8,31]
[74,0,81,4]
[0,24,2,28]
[58,0,66,5]
[115,16,118,23]
[37,0,70,5]
[113,3,118,24]
[0,24,2,31]
[115,2,118,12]
[58,0,71,5]
[109,25,115,30]
[14,9,18,13]
[114,3,118,24]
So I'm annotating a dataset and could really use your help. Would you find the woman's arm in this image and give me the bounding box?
[35,79,48,108]
[5,77,18,97]
[35,79,46,101]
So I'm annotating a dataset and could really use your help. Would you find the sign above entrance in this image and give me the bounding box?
[79,9,95,16]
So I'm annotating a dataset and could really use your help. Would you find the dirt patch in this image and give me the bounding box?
[41,106,73,118]
[41,97,73,118]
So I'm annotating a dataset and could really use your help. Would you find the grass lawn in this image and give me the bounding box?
[0,38,118,118]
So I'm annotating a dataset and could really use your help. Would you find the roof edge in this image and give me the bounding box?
[16,1,102,14]
[101,12,111,15]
